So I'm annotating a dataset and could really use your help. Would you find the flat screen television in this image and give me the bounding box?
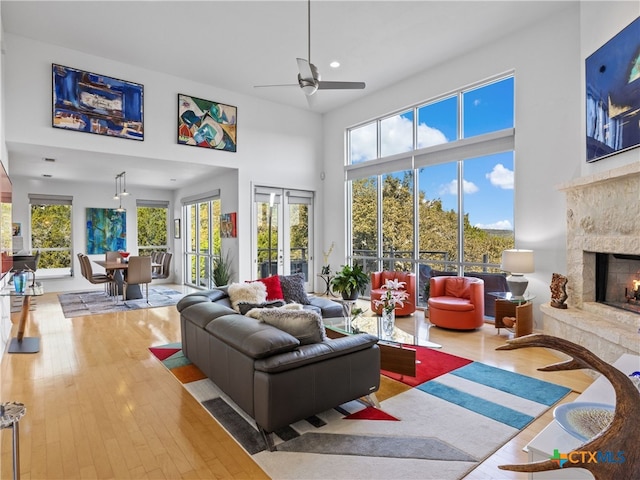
[0,161,13,278]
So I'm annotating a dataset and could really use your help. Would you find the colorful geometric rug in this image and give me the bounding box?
[58,287,184,318]
[149,343,571,480]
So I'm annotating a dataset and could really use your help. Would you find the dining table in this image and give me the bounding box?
[93,259,160,300]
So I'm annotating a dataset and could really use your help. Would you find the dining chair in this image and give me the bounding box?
[123,256,152,303]
[151,252,165,278]
[152,252,172,280]
[105,251,121,262]
[80,254,115,296]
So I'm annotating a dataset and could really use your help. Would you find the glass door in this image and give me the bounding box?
[254,187,314,289]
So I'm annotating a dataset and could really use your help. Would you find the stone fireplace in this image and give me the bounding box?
[541,162,640,366]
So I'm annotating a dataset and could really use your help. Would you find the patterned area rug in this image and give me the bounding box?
[58,287,184,318]
[149,343,571,480]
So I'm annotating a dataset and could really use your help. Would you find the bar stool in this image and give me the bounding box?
[1,401,26,480]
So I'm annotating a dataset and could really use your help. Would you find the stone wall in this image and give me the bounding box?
[542,163,640,364]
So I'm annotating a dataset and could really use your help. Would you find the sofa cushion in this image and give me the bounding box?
[228,282,267,311]
[252,308,327,345]
[206,314,300,358]
[279,273,310,304]
[252,276,285,301]
[237,300,286,315]
[444,277,471,299]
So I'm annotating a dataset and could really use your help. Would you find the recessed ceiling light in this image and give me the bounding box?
[329,61,340,68]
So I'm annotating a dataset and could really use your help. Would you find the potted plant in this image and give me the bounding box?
[211,250,234,287]
[330,264,369,300]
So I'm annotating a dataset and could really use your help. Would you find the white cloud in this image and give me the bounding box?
[439,179,479,195]
[350,118,448,162]
[474,220,513,230]
[380,115,414,155]
[473,99,481,107]
[350,124,377,163]
[486,163,514,189]
[416,122,448,149]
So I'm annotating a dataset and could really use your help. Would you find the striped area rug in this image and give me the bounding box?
[150,343,571,480]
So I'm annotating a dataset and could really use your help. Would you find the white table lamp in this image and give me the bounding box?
[501,249,535,298]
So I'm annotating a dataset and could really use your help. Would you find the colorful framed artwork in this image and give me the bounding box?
[86,208,127,254]
[178,94,237,152]
[221,213,237,238]
[585,16,640,162]
[52,64,144,140]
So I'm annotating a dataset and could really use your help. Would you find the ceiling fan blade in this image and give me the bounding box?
[296,58,315,81]
[254,83,299,88]
[317,81,366,90]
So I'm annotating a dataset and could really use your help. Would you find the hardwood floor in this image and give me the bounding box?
[1,289,594,479]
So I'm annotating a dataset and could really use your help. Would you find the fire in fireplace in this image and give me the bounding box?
[595,253,640,314]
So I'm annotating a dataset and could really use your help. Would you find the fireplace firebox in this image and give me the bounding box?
[595,253,640,314]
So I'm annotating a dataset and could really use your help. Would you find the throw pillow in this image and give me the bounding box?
[279,273,310,304]
[444,277,471,299]
[255,308,327,345]
[237,300,285,315]
[250,276,284,301]
[228,282,267,312]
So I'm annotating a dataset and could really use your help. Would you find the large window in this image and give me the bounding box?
[347,75,515,305]
[29,194,73,277]
[182,192,220,288]
[137,200,169,257]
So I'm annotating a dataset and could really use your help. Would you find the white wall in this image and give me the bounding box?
[3,33,325,284]
[322,3,612,329]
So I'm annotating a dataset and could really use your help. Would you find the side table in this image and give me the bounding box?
[317,273,335,296]
[489,292,535,337]
[1,401,26,480]
[1,283,45,353]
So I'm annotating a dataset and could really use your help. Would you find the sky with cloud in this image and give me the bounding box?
[350,77,514,230]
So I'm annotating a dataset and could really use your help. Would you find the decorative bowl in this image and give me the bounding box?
[553,402,614,441]
[119,252,130,259]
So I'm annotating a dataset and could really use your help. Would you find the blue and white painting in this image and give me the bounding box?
[53,64,144,140]
[585,16,640,162]
[86,208,126,254]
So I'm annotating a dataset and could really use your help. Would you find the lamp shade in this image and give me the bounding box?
[501,249,535,274]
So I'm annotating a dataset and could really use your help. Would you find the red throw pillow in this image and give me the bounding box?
[251,276,284,301]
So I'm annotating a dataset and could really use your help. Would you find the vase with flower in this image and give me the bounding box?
[372,279,410,336]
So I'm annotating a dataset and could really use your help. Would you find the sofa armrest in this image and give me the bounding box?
[255,334,379,374]
[176,288,229,312]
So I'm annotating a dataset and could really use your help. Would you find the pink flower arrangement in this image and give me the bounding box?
[373,279,410,314]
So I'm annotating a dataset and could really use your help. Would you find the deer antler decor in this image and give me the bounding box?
[496,334,639,479]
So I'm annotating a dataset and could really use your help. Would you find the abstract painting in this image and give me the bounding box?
[585,16,640,162]
[86,208,127,254]
[53,64,144,140]
[221,213,237,238]
[178,94,237,152]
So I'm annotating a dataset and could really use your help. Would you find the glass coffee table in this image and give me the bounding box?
[326,314,441,377]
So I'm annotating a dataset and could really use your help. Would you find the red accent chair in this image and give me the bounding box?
[370,271,416,316]
[428,276,485,330]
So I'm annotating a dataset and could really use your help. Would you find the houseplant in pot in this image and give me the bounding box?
[331,264,369,300]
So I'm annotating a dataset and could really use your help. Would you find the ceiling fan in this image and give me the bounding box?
[254,0,365,100]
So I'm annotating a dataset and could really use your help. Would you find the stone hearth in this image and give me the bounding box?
[542,162,640,366]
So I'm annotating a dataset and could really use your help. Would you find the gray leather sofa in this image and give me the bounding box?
[177,288,380,450]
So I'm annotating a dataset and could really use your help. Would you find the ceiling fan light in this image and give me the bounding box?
[300,79,318,96]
